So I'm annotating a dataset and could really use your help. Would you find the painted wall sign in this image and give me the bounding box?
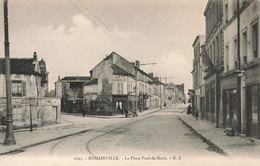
[113,75,127,82]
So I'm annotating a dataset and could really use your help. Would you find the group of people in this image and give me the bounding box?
[187,104,199,120]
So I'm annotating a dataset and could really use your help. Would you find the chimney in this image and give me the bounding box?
[33,52,38,63]
[201,44,205,52]
[58,76,60,81]
[148,72,154,78]
[135,60,140,68]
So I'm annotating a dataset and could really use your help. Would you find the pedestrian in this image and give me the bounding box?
[82,107,86,117]
[195,111,199,120]
[125,108,128,118]
[187,104,191,114]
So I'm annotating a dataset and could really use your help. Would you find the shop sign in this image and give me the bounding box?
[113,75,127,82]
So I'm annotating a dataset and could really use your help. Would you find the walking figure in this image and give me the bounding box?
[195,111,199,120]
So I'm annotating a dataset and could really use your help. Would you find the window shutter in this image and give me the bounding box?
[22,82,26,97]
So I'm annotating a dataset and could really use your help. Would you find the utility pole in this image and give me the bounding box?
[135,72,138,112]
[4,0,16,145]
[236,0,241,134]
[160,76,162,109]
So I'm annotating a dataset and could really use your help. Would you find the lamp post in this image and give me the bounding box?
[4,0,16,145]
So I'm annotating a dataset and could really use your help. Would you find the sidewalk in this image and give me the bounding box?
[0,106,164,155]
[179,113,260,158]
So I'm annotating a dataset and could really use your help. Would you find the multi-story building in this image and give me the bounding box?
[57,76,90,113]
[193,0,260,139]
[192,35,206,118]
[0,52,61,128]
[203,0,224,127]
[222,0,260,138]
[134,65,154,111]
[83,52,136,115]
[82,52,176,115]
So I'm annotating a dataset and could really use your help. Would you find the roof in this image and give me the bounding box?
[61,76,90,81]
[192,35,205,47]
[203,0,212,16]
[46,90,56,97]
[111,64,134,76]
[134,66,153,80]
[83,78,98,86]
[0,58,40,75]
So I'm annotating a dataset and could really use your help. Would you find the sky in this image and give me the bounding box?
[0,0,207,93]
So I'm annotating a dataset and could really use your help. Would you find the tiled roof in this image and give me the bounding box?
[83,78,98,86]
[0,58,40,75]
[111,64,134,76]
[61,76,90,81]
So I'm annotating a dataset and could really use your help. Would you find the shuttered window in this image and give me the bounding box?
[12,81,22,97]
[22,82,26,97]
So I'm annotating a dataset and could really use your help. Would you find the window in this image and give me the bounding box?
[117,82,123,94]
[233,38,238,69]
[212,41,215,65]
[216,37,219,65]
[226,44,229,70]
[252,21,258,58]
[250,85,258,123]
[225,3,228,22]
[242,30,247,64]
[232,0,237,14]
[12,81,26,97]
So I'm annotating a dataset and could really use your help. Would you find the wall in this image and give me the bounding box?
[83,84,99,94]
[0,74,41,98]
[112,75,127,95]
[0,97,61,129]
[239,1,260,64]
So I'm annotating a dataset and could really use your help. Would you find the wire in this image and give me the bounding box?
[67,0,138,56]
[76,0,139,55]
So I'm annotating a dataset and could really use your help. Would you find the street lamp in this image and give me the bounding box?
[3,0,16,145]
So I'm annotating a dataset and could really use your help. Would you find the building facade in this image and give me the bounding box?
[0,52,61,129]
[82,52,178,115]
[192,35,206,117]
[222,0,260,138]
[56,76,90,113]
[193,0,260,139]
[203,0,224,127]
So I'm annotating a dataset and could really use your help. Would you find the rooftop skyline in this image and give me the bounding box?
[0,0,207,92]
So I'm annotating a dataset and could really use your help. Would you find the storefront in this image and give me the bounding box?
[204,77,216,123]
[221,71,239,132]
[245,63,260,139]
[112,95,128,114]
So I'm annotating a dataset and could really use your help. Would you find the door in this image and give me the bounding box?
[247,84,260,138]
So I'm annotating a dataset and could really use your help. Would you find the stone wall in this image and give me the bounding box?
[0,97,61,129]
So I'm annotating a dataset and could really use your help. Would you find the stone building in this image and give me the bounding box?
[193,0,260,139]
[203,0,224,127]
[0,52,61,129]
[192,35,206,117]
[56,76,90,113]
[82,52,176,115]
[222,0,260,138]
[83,52,136,115]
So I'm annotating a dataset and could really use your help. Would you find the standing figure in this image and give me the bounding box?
[187,104,191,114]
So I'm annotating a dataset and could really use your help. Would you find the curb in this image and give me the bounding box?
[0,129,93,156]
[62,107,165,119]
[0,107,168,155]
[178,116,226,155]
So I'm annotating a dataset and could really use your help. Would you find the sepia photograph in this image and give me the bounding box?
[0,0,260,165]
